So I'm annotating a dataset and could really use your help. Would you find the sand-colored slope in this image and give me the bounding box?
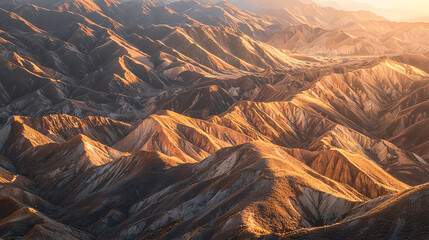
[114,110,253,162]
[209,100,336,148]
[141,24,303,71]
[308,124,428,186]
[111,141,366,239]
[292,148,409,198]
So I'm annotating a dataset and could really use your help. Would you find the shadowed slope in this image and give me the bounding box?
[278,183,429,240]
[109,141,366,239]
[9,114,134,145]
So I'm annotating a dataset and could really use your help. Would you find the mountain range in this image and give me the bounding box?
[0,0,428,239]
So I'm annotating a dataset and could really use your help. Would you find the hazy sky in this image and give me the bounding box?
[349,0,429,11]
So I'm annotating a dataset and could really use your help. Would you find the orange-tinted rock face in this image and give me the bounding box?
[0,0,428,239]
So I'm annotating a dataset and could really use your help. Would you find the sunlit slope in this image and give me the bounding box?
[109,141,366,239]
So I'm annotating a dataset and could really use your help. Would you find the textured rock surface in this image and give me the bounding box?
[0,0,428,239]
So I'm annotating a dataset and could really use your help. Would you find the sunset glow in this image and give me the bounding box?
[354,0,429,11]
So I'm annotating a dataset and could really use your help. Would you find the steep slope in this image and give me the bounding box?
[290,148,409,198]
[82,55,169,95]
[8,133,127,200]
[206,100,427,186]
[58,151,191,234]
[0,199,91,239]
[0,141,93,239]
[279,183,429,240]
[389,119,429,161]
[114,110,252,162]
[109,141,366,239]
[7,114,134,145]
[157,85,236,118]
[308,124,429,186]
[0,60,54,104]
[288,60,429,131]
[140,24,303,72]
[209,100,337,148]
[391,53,429,74]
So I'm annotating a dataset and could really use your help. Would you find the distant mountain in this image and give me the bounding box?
[267,23,429,56]
[167,0,282,40]
[225,0,386,28]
